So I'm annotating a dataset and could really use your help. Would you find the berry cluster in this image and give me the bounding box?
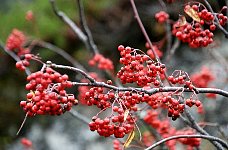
[144,110,201,149]
[142,131,154,147]
[191,66,214,88]
[155,11,169,23]
[117,45,165,86]
[15,54,34,71]
[113,140,122,150]
[175,129,201,148]
[25,10,34,21]
[88,54,114,71]
[21,138,33,148]
[6,29,30,56]
[20,67,78,116]
[145,42,163,59]
[168,71,195,90]
[84,87,113,109]
[185,4,227,27]
[89,109,135,138]
[173,22,214,48]
[78,72,101,105]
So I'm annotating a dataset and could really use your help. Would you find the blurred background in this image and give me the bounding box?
[0,0,227,150]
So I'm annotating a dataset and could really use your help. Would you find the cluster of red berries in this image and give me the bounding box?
[191,66,214,88]
[84,87,113,109]
[185,98,202,108]
[168,73,195,90]
[142,131,154,147]
[155,11,169,23]
[144,110,177,149]
[144,110,201,149]
[15,54,33,71]
[145,42,163,59]
[185,4,227,27]
[25,10,34,21]
[173,22,214,48]
[88,54,114,71]
[175,129,201,148]
[21,138,33,148]
[77,72,101,105]
[6,29,30,56]
[113,140,122,150]
[20,67,78,116]
[117,45,165,86]
[89,108,135,138]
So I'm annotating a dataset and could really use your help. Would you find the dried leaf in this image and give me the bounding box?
[123,130,135,149]
[178,15,187,27]
[184,5,200,22]
[124,109,129,121]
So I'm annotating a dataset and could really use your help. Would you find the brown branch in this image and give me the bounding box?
[129,0,161,63]
[76,0,98,55]
[49,0,91,49]
[145,134,228,150]
[29,40,86,71]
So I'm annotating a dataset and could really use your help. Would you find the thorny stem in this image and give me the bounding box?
[145,134,228,150]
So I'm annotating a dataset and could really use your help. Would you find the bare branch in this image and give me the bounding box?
[76,0,98,55]
[129,0,161,63]
[49,0,91,50]
[145,134,228,150]
[30,40,86,71]
[50,63,96,83]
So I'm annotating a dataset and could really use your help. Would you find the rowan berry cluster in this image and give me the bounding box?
[113,139,122,150]
[190,66,214,88]
[77,72,101,105]
[155,11,169,23]
[15,54,33,71]
[168,70,195,90]
[89,111,135,138]
[6,29,30,56]
[173,22,214,48]
[145,43,163,59]
[117,45,165,86]
[142,131,154,147]
[88,53,114,71]
[144,110,201,149]
[20,67,78,116]
[21,138,33,148]
[185,4,227,27]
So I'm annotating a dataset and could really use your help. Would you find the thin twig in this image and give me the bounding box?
[49,0,90,49]
[76,0,98,54]
[50,63,96,83]
[30,40,86,71]
[16,113,28,135]
[145,134,228,150]
[130,0,161,63]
